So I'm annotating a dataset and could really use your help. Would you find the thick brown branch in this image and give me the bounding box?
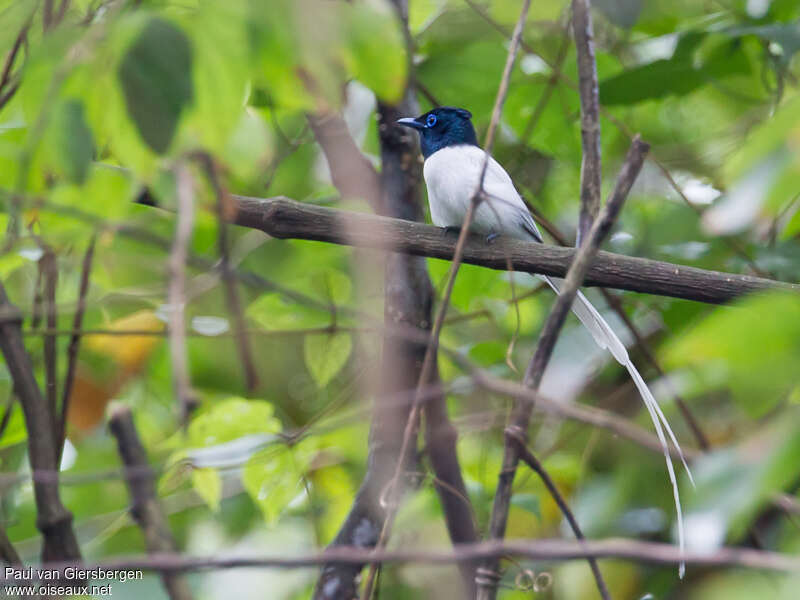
[231,195,797,304]
[108,404,194,600]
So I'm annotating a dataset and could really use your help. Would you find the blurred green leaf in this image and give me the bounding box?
[342,2,407,102]
[242,442,314,524]
[118,18,193,154]
[687,415,800,541]
[186,398,282,448]
[663,291,800,416]
[304,332,352,388]
[599,35,751,105]
[49,99,93,184]
[191,467,222,512]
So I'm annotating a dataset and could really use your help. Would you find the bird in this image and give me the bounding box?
[397,106,693,576]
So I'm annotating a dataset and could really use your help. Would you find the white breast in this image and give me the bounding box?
[423,145,541,241]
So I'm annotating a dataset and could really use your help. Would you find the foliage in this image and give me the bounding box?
[0,0,799,599]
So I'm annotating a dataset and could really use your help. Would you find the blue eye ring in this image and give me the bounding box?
[426,114,437,127]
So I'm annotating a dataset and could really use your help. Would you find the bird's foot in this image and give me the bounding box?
[442,226,461,236]
[485,232,501,244]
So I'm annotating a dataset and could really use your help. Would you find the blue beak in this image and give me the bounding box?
[396,117,423,130]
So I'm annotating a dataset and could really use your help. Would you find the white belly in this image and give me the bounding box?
[422,145,537,240]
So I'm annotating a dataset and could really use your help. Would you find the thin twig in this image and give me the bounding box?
[40,247,59,439]
[506,427,610,600]
[58,235,96,462]
[361,3,532,597]
[194,152,258,392]
[7,539,800,576]
[478,137,649,600]
[169,164,197,426]
[108,403,194,600]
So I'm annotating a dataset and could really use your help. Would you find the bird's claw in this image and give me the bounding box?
[485,232,501,244]
[442,226,461,236]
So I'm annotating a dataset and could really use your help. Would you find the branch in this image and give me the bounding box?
[0,282,82,566]
[108,404,194,600]
[506,428,609,600]
[0,526,21,566]
[307,112,382,212]
[230,195,797,304]
[9,539,800,575]
[362,2,531,597]
[40,247,58,437]
[314,2,477,591]
[58,235,95,461]
[194,152,258,392]
[572,0,602,246]
[170,164,197,425]
[478,137,648,600]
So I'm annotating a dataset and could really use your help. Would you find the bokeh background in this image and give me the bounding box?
[1,0,800,598]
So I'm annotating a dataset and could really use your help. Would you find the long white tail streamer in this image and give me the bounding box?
[539,275,693,578]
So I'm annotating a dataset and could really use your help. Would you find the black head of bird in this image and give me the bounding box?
[396,106,479,159]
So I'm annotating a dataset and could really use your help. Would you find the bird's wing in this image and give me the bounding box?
[480,153,543,242]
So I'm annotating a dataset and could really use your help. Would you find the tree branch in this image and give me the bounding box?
[0,282,82,566]
[108,404,194,600]
[8,539,800,576]
[229,195,797,304]
[506,428,610,600]
[307,112,382,212]
[478,137,648,600]
[58,235,95,462]
[572,0,602,246]
[170,164,197,425]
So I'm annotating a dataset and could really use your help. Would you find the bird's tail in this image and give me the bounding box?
[540,274,693,578]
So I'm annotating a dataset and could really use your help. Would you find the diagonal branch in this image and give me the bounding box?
[108,404,194,600]
[477,137,649,600]
[308,112,382,212]
[58,235,95,462]
[506,427,610,600]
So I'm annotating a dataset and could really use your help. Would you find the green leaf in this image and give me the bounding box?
[599,35,750,105]
[342,2,407,102]
[687,416,800,541]
[594,0,643,29]
[192,467,222,512]
[242,443,313,524]
[663,291,800,417]
[118,18,193,154]
[303,332,352,388]
[0,404,27,450]
[187,398,282,448]
[510,492,542,520]
[723,23,800,65]
[51,100,93,184]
